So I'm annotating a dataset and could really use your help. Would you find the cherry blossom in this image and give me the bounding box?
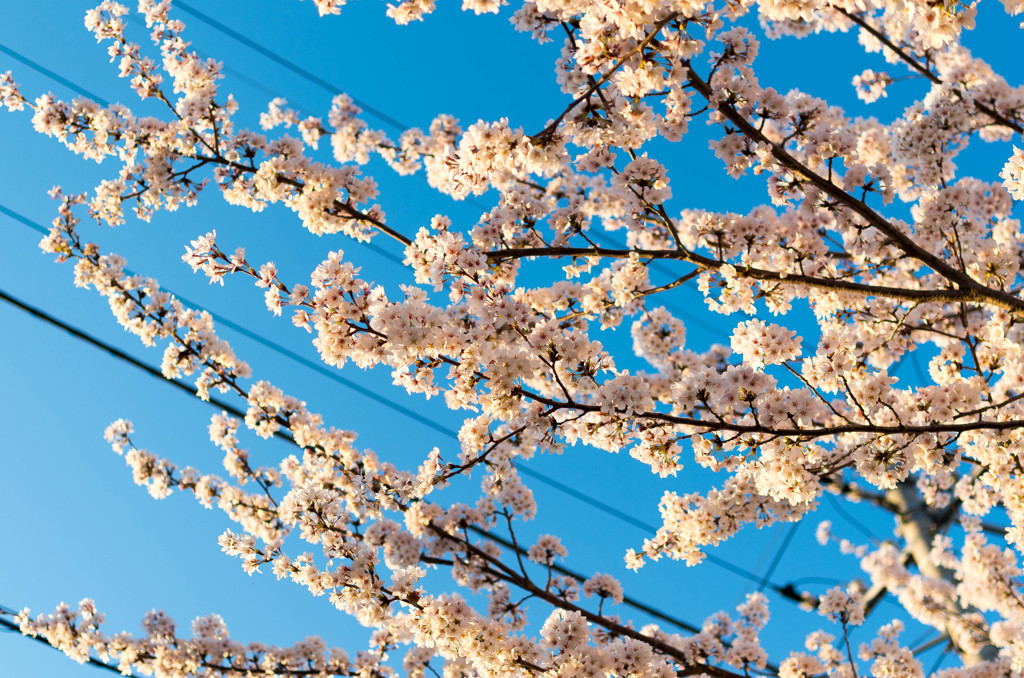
[7,0,1024,676]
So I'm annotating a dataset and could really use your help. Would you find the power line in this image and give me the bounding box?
[0,39,401,271]
[171,9,723,335]
[174,1,408,133]
[20,304,799,606]
[2,202,796,599]
[0,29,782,601]
[0,43,110,106]
[757,523,800,592]
[194,32,718,334]
[1,35,722,340]
[133,5,723,337]
[0,203,48,233]
[0,289,724,643]
[0,294,779,673]
[0,287,248,422]
[0,37,797,597]
[468,528,701,634]
[825,492,881,545]
[3,222,767,589]
[0,615,126,676]
[0,203,441,431]
[0,243,807,605]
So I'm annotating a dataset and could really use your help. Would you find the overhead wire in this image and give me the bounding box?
[0,615,125,676]
[0,29,720,335]
[0,291,794,674]
[756,523,800,593]
[0,43,110,106]
[3,7,987,674]
[14,0,727,504]
[0,287,245,420]
[0,24,812,607]
[0,286,716,640]
[2,204,811,605]
[126,11,724,336]
[2,32,783,580]
[207,43,722,333]
[174,1,408,133]
[1,22,821,610]
[0,38,402,270]
[825,492,882,545]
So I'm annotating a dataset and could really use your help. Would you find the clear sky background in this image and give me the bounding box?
[0,1,1020,676]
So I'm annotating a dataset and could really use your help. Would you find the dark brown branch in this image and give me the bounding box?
[485,245,984,306]
[681,62,1024,316]
[833,7,1024,136]
[533,15,679,142]
[514,386,1024,439]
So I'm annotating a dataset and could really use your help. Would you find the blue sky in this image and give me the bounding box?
[1,1,1020,675]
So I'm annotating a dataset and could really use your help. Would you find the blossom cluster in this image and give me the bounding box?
[8,0,1024,676]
